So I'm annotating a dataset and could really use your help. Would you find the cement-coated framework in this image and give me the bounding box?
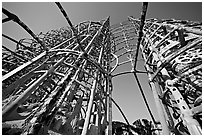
[2,2,202,135]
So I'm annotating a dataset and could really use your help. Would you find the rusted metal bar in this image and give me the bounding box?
[111,97,130,126]
[2,8,45,48]
[106,75,112,135]
[2,17,13,23]
[133,2,148,70]
[55,2,85,52]
[133,72,156,124]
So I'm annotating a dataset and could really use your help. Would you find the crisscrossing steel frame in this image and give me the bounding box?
[2,2,202,135]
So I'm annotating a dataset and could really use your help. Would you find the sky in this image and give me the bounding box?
[2,2,202,125]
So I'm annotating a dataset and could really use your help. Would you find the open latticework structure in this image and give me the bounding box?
[2,2,202,135]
